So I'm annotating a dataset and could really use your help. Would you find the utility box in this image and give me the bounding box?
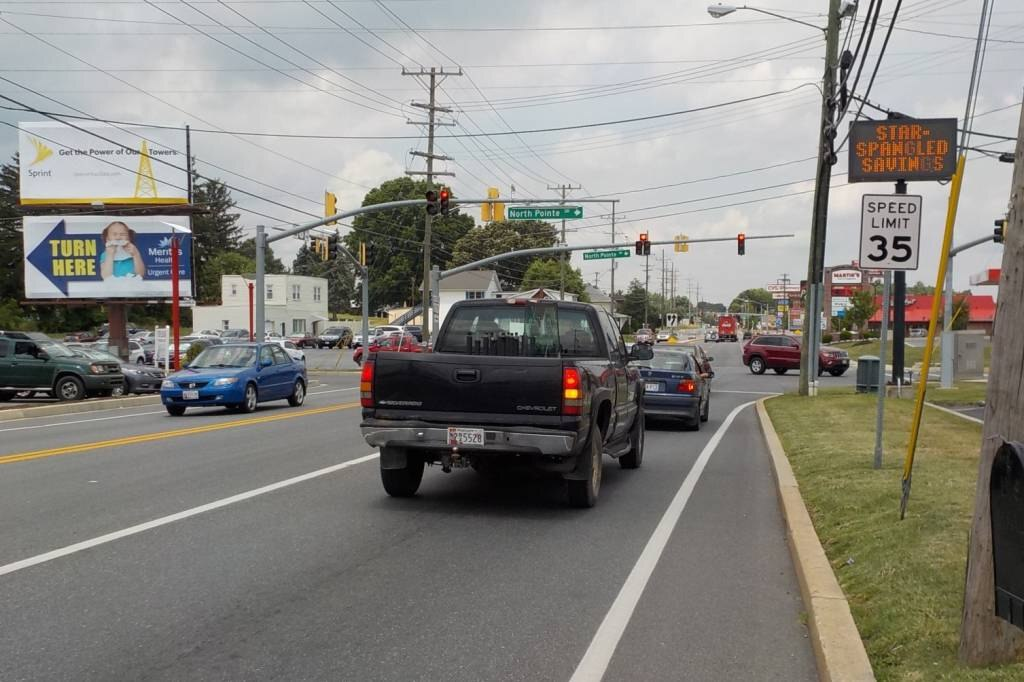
[991,440,1024,631]
[856,355,880,393]
[953,330,987,380]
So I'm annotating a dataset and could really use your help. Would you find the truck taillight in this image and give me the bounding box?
[563,367,581,416]
[360,360,374,407]
[677,379,697,394]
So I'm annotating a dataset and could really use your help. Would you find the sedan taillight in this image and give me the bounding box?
[677,379,697,394]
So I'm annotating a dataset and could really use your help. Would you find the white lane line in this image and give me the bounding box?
[0,452,380,577]
[713,389,783,396]
[569,401,756,682]
[0,387,357,433]
[925,401,984,424]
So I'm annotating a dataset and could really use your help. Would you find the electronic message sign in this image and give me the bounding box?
[848,118,957,183]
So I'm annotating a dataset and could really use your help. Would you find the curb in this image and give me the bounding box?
[0,378,324,422]
[756,398,875,682]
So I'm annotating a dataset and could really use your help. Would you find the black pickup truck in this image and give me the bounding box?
[360,299,652,507]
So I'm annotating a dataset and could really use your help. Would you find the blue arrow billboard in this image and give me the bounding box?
[23,215,193,299]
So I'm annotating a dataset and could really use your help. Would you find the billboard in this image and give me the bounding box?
[23,215,193,299]
[848,118,957,183]
[18,122,189,205]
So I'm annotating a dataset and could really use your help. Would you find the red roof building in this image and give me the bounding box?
[868,294,996,334]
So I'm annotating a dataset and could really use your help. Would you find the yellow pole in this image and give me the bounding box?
[900,154,967,518]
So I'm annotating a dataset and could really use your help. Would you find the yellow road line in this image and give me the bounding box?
[0,402,360,466]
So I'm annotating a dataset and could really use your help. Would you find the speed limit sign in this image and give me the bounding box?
[860,194,922,270]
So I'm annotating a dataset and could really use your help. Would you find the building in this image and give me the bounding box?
[388,270,504,326]
[499,287,580,303]
[867,294,996,335]
[191,274,329,337]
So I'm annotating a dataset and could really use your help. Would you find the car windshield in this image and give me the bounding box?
[190,345,256,368]
[646,350,694,372]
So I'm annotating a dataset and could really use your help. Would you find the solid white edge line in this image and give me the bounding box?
[569,401,756,682]
[925,401,984,424]
[0,452,380,578]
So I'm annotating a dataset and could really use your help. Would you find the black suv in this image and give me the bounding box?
[0,331,124,401]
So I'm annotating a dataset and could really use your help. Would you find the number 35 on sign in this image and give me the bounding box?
[860,194,923,270]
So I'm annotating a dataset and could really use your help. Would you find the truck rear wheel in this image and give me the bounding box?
[619,404,644,470]
[381,447,424,497]
[567,433,602,508]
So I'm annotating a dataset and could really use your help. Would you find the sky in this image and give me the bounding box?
[0,0,1020,305]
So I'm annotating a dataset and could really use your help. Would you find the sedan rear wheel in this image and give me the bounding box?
[287,379,306,406]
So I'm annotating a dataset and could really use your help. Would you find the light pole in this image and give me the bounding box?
[708,0,855,396]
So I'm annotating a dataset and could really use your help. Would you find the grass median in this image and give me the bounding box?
[765,391,1024,680]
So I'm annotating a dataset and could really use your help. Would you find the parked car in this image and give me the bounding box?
[359,299,653,507]
[74,347,165,395]
[132,330,154,344]
[160,343,307,416]
[64,331,99,343]
[637,346,711,430]
[193,329,223,339]
[635,327,655,345]
[0,331,123,401]
[266,339,306,363]
[93,339,146,364]
[909,327,927,337]
[351,327,377,349]
[403,325,423,342]
[220,329,251,341]
[352,332,422,365]
[316,326,353,349]
[288,332,318,349]
[742,334,850,376]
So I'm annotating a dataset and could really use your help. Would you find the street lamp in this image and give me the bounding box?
[709,0,855,395]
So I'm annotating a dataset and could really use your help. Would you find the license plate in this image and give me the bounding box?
[447,427,484,446]
[182,390,200,400]
[645,382,661,392]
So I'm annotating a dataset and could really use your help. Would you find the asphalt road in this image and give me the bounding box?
[0,341,822,681]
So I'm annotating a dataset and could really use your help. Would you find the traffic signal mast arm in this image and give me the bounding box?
[442,233,794,278]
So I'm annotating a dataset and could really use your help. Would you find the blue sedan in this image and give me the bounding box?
[160,343,307,416]
[639,347,711,431]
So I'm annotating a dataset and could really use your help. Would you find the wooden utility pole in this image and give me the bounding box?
[959,103,1024,665]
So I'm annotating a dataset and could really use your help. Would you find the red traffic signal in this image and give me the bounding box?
[439,187,451,216]
[635,232,651,256]
[737,233,746,256]
[425,190,439,215]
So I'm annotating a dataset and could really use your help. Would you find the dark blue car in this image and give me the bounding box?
[160,343,307,416]
[638,347,711,431]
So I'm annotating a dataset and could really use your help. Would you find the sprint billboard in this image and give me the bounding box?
[18,122,189,205]
[22,215,193,300]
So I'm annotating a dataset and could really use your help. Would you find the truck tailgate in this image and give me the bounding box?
[372,353,564,417]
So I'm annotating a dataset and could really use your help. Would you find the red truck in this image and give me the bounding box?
[353,332,423,366]
[716,315,738,342]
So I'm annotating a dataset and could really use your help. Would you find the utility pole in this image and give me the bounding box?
[799,0,841,396]
[959,103,1024,665]
[403,66,461,345]
[549,182,581,300]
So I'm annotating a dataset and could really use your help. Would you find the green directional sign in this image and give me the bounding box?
[507,206,583,220]
[583,249,631,261]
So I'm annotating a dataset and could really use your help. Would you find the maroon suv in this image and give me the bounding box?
[742,334,850,376]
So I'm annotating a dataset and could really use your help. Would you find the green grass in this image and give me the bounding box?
[835,339,931,367]
[766,393,1024,680]
[926,382,989,408]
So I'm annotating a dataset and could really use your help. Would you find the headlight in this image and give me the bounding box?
[211,377,238,386]
[161,379,175,389]
[89,364,105,374]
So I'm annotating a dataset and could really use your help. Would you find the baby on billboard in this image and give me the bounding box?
[99,220,145,279]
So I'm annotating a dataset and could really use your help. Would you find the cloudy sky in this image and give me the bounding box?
[1,0,1020,304]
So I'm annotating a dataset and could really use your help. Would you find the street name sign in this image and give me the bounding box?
[583,249,630,261]
[766,283,801,293]
[848,118,957,183]
[508,206,583,220]
[860,194,923,270]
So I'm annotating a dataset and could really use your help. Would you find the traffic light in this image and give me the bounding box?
[635,232,651,256]
[482,186,503,222]
[674,233,689,253]
[994,218,1007,244]
[425,189,439,215]
[439,186,451,216]
[324,191,337,225]
[327,232,339,260]
[737,233,746,256]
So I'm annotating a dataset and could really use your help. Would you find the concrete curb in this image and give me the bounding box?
[756,398,876,682]
[0,379,324,422]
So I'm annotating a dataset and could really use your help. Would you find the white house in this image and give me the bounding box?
[388,270,504,327]
[191,274,329,337]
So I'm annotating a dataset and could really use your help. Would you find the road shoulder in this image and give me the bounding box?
[756,398,875,682]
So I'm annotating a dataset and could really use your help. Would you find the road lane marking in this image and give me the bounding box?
[0,453,380,577]
[0,402,360,465]
[925,401,984,425]
[0,387,357,434]
[570,401,757,682]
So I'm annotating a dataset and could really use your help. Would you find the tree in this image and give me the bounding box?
[239,237,286,274]
[844,287,878,332]
[342,177,473,311]
[196,252,255,305]
[293,243,360,315]
[700,301,726,314]
[449,220,557,289]
[942,293,972,331]
[619,279,650,331]
[520,259,588,300]
[0,157,23,308]
[729,288,773,313]
[908,280,935,295]
[191,178,243,303]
